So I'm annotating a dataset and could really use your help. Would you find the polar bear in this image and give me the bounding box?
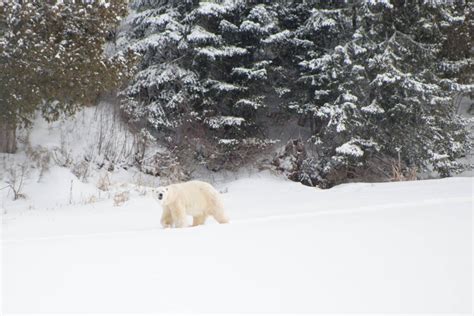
[156,180,229,228]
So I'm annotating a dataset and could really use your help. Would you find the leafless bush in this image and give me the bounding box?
[5,161,30,200]
[173,136,276,175]
[389,154,418,182]
[152,120,277,177]
[325,154,418,187]
[358,154,418,182]
[51,147,73,167]
[273,139,307,178]
[71,160,91,181]
[140,149,189,185]
[83,195,99,204]
[27,146,53,182]
[97,172,111,191]
[209,138,277,172]
[95,104,135,167]
[113,190,130,206]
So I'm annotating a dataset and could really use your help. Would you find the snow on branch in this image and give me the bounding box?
[231,67,267,81]
[187,26,222,45]
[206,116,245,129]
[300,53,334,71]
[193,2,228,18]
[134,11,176,30]
[206,80,245,93]
[235,98,265,110]
[240,20,263,34]
[248,5,274,24]
[196,46,248,60]
[219,20,239,33]
[262,30,292,44]
[367,0,394,9]
[336,142,365,158]
[361,100,385,114]
[127,65,197,94]
[304,9,342,33]
[131,31,182,52]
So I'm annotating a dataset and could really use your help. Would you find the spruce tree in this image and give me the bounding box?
[296,0,471,187]
[120,0,471,182]
[121,1,299,171]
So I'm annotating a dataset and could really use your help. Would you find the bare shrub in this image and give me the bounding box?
[360,154,418,183]
[145,119,277,177]
[51,147,73,167]
[173,135,276,175]
[208,138,277,172]
[324,154,418,187]
[83,195,99,204]
[139,149,189,185]
[97,172,111,191]
[94,103,135,168]
[389,154,418,182]
[273,139,307,179]
[27,146,52,182]
[71,160,91,181]
[113,191,130,206]
[127,173,157,195]
[133,129,156,168]
[5,161,30,200]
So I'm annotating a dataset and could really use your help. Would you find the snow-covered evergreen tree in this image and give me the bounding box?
[120,0,471,182]
[120,1,296,171]
[296,0,472,186]
[119,0,197,131]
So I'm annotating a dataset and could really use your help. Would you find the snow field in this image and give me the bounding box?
[2,173,472,313]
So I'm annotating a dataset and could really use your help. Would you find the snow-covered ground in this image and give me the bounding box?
[1,105,472,313]
[1,170,472,313]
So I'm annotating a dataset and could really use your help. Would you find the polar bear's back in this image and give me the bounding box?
[171,180,218,195]
[168,180,222,215]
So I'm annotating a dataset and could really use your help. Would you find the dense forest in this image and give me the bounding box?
[1,0,472,188]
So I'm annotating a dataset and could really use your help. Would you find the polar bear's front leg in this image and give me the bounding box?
[171,204,188,228]
[160,205,173,228]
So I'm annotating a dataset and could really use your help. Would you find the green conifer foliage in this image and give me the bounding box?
[0,0,135,152]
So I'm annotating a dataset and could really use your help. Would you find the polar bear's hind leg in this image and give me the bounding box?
[210,200,229,224]
[212,210,229,224]
[192,214,207,226]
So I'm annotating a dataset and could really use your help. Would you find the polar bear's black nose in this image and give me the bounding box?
[158,193,163,200]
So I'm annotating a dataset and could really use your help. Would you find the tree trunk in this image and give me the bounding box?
[0,122,17,153]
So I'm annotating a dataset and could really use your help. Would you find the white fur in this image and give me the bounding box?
[156,180,229,228]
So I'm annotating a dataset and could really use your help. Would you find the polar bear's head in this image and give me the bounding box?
[155,186,171,205]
